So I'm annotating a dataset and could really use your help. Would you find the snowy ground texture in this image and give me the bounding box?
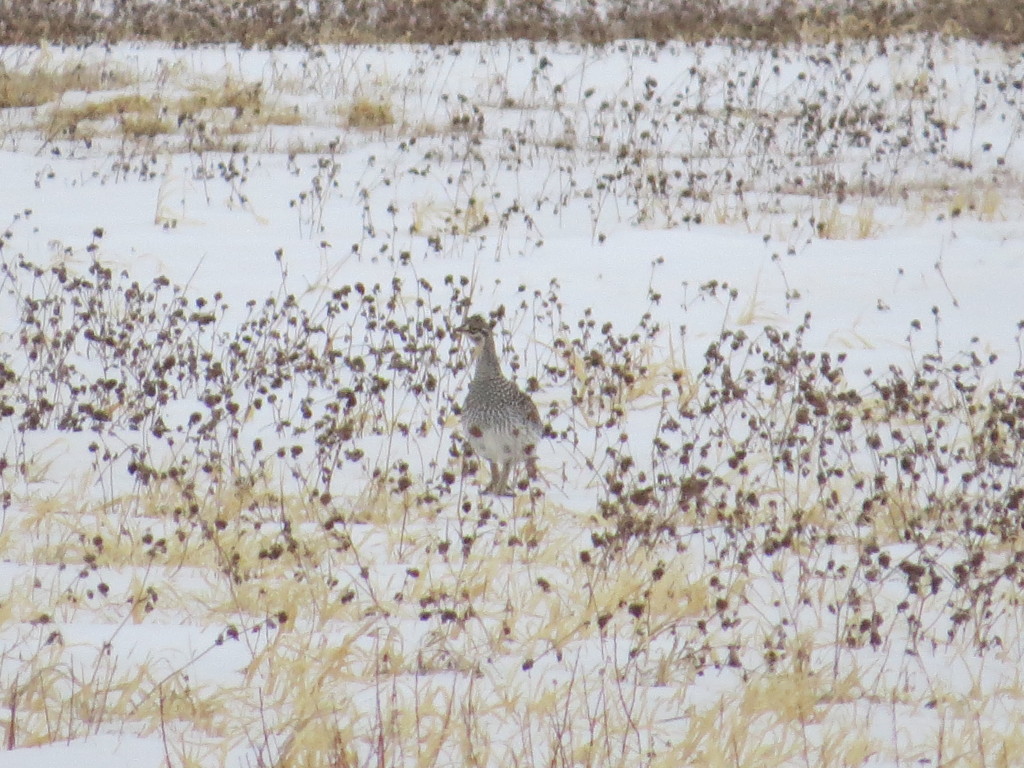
[1,36,1024,767]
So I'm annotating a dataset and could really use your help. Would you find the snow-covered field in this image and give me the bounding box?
[1,36,1024,767]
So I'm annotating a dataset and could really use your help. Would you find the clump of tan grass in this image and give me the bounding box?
[948,182,1004,221]
[121,111,172,138]
[815,200,882,239]
[176,80,264,118]
[0,60,132,109]
[46,94,158,139]
[344,97,395,130]
[32,76,304,146]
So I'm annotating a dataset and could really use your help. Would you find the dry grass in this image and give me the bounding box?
[45,93,156,138]
[23,73,305,145]
[947,181,1006,221]
[2,28,1024,766]
[815,200,882,239]
[121,110,172,138]
[0,38,1017,246]
[344,97,395,130]
[0,0,1022,45]
[177,80,263,117]
[0,60,132,108]
[3,247,1024,764]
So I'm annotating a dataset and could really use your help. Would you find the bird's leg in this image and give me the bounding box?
[485,460,501,494]
[495,461,514,496]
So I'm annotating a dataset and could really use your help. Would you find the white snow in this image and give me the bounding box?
[1,35,1023,767]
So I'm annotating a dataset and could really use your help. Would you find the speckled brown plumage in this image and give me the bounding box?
[455,314,542,495]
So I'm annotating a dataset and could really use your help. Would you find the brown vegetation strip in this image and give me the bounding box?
[0,0,1022,46]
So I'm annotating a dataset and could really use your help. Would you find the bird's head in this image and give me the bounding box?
[454,314,493,347]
